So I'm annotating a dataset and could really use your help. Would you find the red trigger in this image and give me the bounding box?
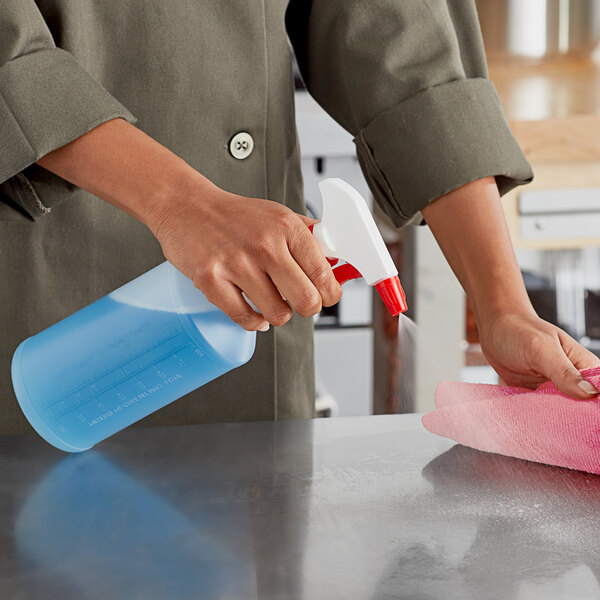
[332,263,363,286]
[308,223,356,283]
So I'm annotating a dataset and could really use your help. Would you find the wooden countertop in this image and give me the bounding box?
[489,57,600,163]
[489,57,600,249]
[489,57,600,121]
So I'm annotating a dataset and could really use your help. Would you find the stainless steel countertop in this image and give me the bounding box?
[2,414,600,600]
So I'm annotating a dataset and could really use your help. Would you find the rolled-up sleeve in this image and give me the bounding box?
[286,0,533,227]
[0,1,135,187]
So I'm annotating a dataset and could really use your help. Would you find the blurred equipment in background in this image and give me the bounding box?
[476,0,600,62]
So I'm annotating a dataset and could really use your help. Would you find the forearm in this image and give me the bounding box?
[421,177,534,325]
[36,117,213,232]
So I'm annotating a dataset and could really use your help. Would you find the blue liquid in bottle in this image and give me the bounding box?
[11,262,256,452]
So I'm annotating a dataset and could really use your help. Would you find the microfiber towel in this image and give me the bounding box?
[422,366,600,474]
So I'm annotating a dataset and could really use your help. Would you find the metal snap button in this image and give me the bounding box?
[229,132,254,160]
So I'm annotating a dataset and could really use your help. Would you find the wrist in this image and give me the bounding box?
[471,291,536,332]
[143,166,220,238]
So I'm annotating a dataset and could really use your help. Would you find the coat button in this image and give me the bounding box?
[229,132,254,160]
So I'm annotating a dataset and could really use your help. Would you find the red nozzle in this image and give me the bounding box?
[375,276,408,316]
[309,223,407,315]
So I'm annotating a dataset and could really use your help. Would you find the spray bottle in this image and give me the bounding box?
[11,178,407,452]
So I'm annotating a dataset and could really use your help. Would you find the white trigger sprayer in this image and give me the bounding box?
[311,178,407,316]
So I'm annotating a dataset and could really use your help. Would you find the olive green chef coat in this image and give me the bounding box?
[0,0,533,435]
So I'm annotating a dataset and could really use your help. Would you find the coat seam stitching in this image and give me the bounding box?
[12,181,35,220]
[15,173,51,215]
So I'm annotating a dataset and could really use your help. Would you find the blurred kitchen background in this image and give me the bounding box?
[296,0,600,417]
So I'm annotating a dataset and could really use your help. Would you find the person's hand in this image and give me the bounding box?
[35,119,342,331]
[478,310,600,399]
[421,177,600,400]
[149,180,342,331]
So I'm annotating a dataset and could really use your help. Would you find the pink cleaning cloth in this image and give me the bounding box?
[422,366,600,474]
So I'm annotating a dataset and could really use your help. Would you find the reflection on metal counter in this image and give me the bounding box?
[16,452,255,599]
[3,415,600,599]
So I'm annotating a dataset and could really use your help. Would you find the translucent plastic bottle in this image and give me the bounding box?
[12,178,407,453]
[11,262,256,452]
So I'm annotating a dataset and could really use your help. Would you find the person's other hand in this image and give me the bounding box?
[149,180,342,331]
[478,311,600,399]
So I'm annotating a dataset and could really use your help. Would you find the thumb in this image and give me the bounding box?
[536,332,600,399]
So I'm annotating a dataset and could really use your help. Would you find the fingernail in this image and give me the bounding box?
[578,379,599,395]
[258,323,270,332]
